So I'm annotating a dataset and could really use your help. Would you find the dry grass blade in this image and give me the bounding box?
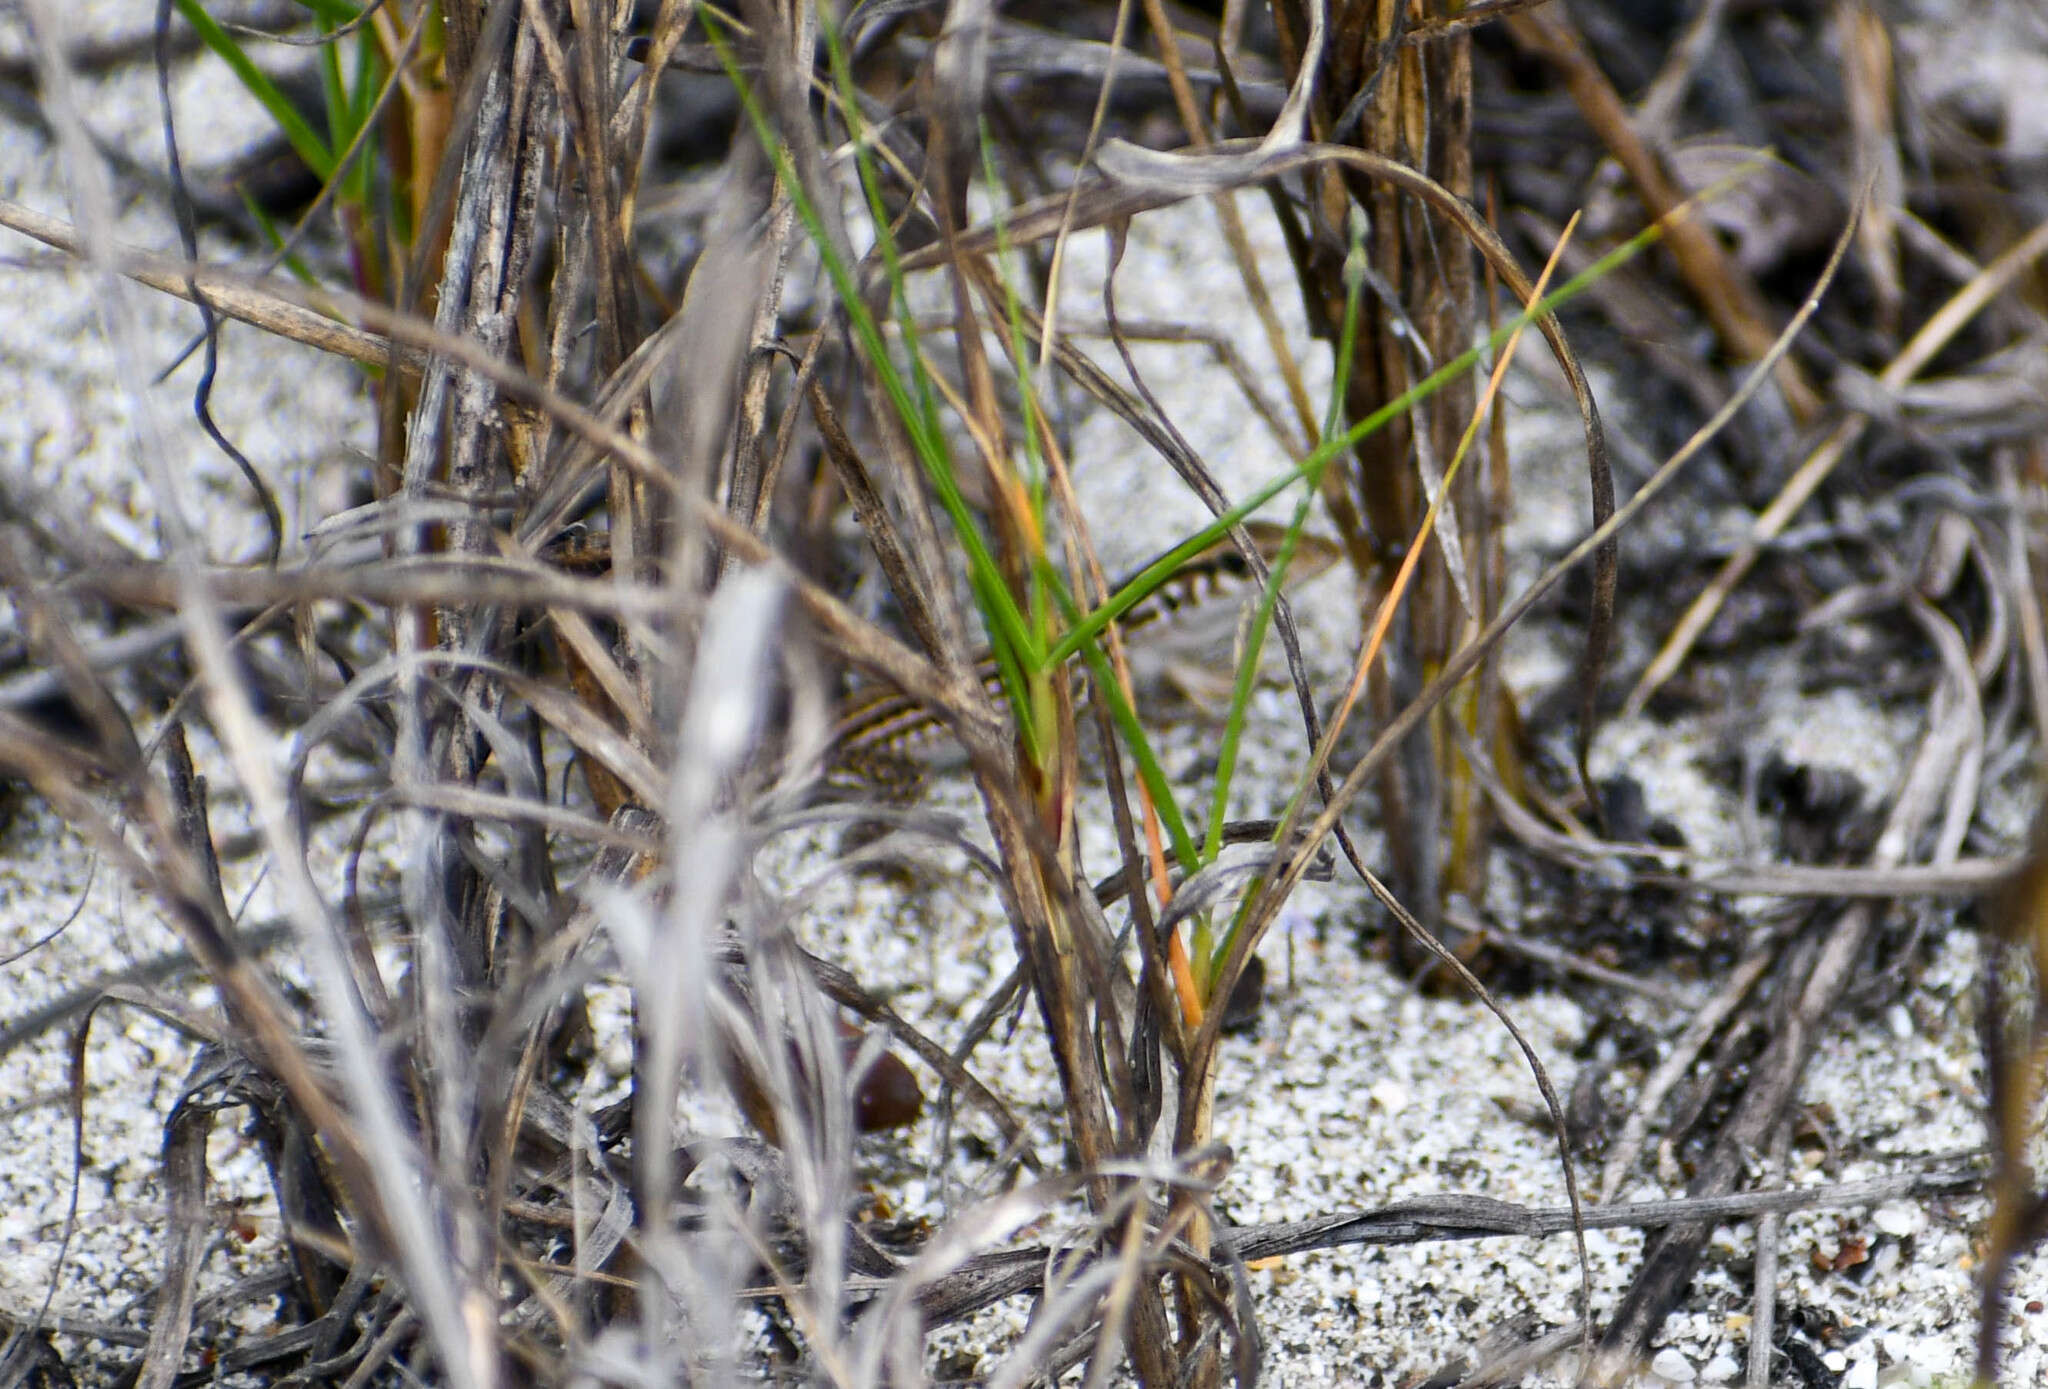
[1979,815,2048,1381]
[135,1061,212,1389]
[0,201,997,748]
[0,197,421,371]
[1587,443,1998,1381]
[1130,0,1319,451]
[11,0,2044,1381]
[1503,3,1821,420]
[1626,211,2048,718]
[1598,945,1775,1203]
[1089,135,1616,799]
[834,1163,1979,1331]
[1247,185,1864,946]
[1462,734,2020,899]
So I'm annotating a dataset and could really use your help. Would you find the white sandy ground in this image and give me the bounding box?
[1,6,2045,1386]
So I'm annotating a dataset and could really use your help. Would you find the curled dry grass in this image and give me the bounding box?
[2,1,2047,1386]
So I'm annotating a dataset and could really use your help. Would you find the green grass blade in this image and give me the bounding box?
[980,122,1049,519]
[237,186,319,285]
[316,14,349,156]
[286,0,363,25]
[1050,585,1200,871]
[1200,214,1369,868]
[344,32,380,207]
[1048,219,1668,669]
[174,0,335,182]
[706,13,1042,687]
[817,24,1047,685]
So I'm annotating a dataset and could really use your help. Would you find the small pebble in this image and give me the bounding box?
[1843,1354,1878,1389]
[1651,1348,1696,1382]
[1369,1078,1410,1114]
[1700,1353,1740,1382]
[1873,1202,1922,1238]
[1909,1343,1958,1377]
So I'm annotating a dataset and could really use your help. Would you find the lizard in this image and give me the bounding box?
[827,521,1342,797]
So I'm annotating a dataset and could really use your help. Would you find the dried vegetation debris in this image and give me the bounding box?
[0,0,2046,1384]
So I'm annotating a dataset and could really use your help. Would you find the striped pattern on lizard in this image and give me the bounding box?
[830,522,1341,797]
